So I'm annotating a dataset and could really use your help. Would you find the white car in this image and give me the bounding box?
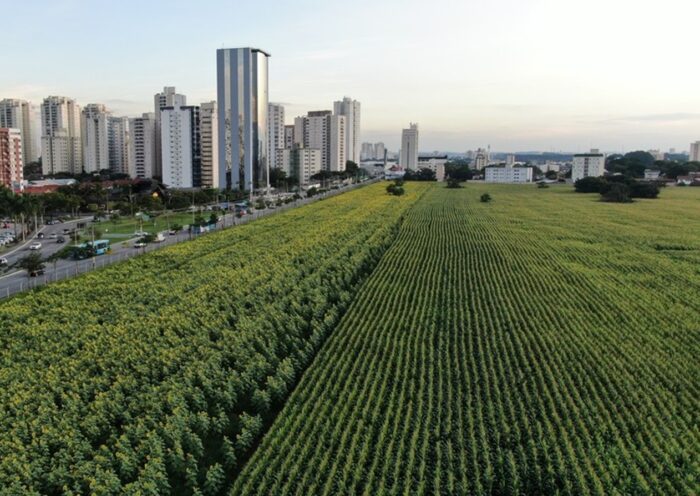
[0,257,8,266]
[134,230,149,237]
[29,242,42,250]
[49,233,57,239]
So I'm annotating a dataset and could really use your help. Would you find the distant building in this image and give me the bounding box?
[161,104,200,189]
[41,96,82,175]
[418,155,447,181]
[361,142,374,160]
[374,142,385,161]
[400,123,419,170]
[294,111,346,172]
[0,99,36,163]
[541,161,562,173]
[81,104,111,173]
[505,154,516,166]
[154,87,186,178]
[484,163,533,183]
[107,116,131,175]
[129,113,157,179]
[267,103,285,171]
[647,149,664,162]
[644,169,661,181]
[333,97,361,164]
[572,149,605,181]
[283,125,295,149]
[690,141,700,162]
[0,128,23,188]
[199,101,218,188]
[276,147,322,186]
[473,148,489,170]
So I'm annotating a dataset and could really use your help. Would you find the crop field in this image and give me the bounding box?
[0,182,429,494]
[232,184,700,495]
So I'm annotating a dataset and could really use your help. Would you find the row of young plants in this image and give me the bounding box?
[231,184,699,495]
[0,182,429,495]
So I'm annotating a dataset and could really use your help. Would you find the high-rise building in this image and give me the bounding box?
[505,154,516,166]
[361,142,374,160]
[0,128,23,188]
[276,147,322,185]
[217,47,270,190]
[0,99,35,163]
[81,104,111,173]
[161,104,200,189]
[572,149,606,181]
[374,142,385,161]
[689,141,700,162]
[200,101,219,188]
[473,148,489,170]
[40,96,82,175]
[295,111,346,172]
[267,103,285,170]
[400,123,419,170]
[283,125,295,149]
[154,87,186,179]
[333,97,361,164]
[129,113,156,179]
[108,117,131,175]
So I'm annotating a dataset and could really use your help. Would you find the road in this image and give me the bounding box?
[0,179,378,299]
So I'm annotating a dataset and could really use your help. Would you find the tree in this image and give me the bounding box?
[386,183,405,196]
[404,168,436,181]
[629,181,660,199]
[480,193,492,203]
[574,176,607,193]
[345,161,359,175]
[269,167,288,189]
[446,178,463,189]
[18,252,45,276]
[602,183,632,203]
[445,163,474,181]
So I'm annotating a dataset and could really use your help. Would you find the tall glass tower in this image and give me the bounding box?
[216,47,270,191]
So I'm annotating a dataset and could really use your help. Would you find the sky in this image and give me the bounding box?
[2,0,700,153]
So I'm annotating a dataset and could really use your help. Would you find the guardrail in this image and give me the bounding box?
[0,179,380,300]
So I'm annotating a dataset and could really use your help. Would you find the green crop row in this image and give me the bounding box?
[232,184,700,495]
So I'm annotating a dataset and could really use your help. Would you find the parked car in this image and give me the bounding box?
[29,242,42,250]
[49,233,57,239]
[133,240,147,248]
[56,236,65,244]
[0,257,8,266]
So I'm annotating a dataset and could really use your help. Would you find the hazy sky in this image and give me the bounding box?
[2,0,699,152]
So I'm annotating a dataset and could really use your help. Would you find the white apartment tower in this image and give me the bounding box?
[400,123,419,170]
[296,111,347,172]
[129,113,156,179]
[689,141,700,162]
[108,117,131,175]
[267,103,285,170]
[199,101,219,188]
[40,96,82,175]
[276,147,322,185]
[81,104,111,173]
[572,149,606,182]
[283,125,295,149]
[0,99,35,163]
[333,97,361,164]
[160,104,200,189]
[154,87,186,178]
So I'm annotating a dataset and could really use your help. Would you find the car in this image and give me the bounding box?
[168,229,178,235]
[49,233,57,239]
[0,257,7,266]
[63,228,71,234]
[29,268,45,277]
[29,242,42,250]
[134,230,149,237]
[133,241,147,248]
[36,232,45,239]
[56,236,65,244]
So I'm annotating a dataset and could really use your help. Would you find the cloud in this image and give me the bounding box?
[594,113,700,124]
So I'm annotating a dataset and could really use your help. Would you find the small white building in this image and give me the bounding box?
[484,164,533,183]
[572,149,605,182]
[418,155,447,181]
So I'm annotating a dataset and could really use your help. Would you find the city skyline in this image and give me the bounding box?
[2,0,700,152]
